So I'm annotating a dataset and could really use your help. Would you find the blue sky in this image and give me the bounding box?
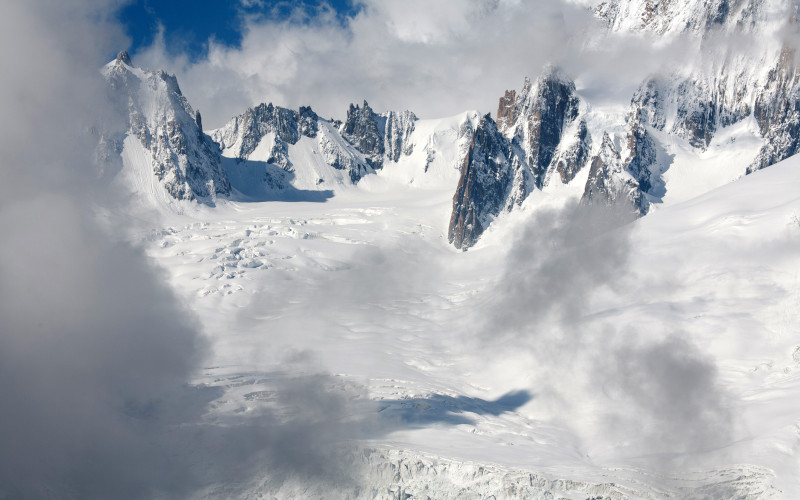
[117,0,361,61]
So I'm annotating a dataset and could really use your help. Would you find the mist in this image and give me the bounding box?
[0,1,361,497]
[479,201,733,463]
[132,0,701,128]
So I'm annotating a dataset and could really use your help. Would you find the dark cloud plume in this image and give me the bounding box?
[486,201,635,336]
[602,334,732,456]
[481,201,733,463]
[0,2,359,498]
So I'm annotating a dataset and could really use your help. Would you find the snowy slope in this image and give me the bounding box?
[102,52,230,204]
[138,128,800,497]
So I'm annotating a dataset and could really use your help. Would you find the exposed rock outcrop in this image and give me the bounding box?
[546,119,591,186]
[501,68,582,188]
[623,108,659,198]
[448,69,593,249]
[213,103,373,185]
[341,101,385,169]
[384,110,417,162]
[211,103,320,171]
[496,89,516,130]
[449,115,517,250]
[749,47,800,173]
[341,101,417,168]
[103,52,231,202]
[582,133,646,214]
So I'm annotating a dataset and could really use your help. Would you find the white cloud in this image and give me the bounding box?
[135,0,606,127]
[131,0,797,132]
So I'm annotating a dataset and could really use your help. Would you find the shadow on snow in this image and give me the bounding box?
[220,156,334,203]
[373,390,533,428]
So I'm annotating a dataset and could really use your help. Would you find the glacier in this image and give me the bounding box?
[26,0,800,497]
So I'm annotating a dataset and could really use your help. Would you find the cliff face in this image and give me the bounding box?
[448,69,594,249]
[582,133,646,214]
[342,101,385,169]
[598,0,796,175]
[384,110,417,163]
[341,101,417,168]
[749,47,800,173]
[501,69,583,188]
[546,119,591,187]
[211,103,320,171]
[496,89,517,130]
[448,115,518,250]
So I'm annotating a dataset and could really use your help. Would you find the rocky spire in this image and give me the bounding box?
[504,68,582,188]
[581,132,646,214]
[116,50,131,66]
[102,53,231,202]
[496,89,516,132]
[342,100,384,169]
[448,114,516,250]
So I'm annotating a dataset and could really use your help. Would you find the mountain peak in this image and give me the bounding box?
[116,50,131,66]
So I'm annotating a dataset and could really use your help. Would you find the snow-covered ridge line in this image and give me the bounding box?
[101,0,800,248]
[102,52,475,208]
[446,0,800,247]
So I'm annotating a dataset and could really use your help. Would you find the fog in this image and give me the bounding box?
[480,201,733,464]
[0,2,361,497]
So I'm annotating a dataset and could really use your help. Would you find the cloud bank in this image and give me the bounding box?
[479,202,733,463]
[130,0,800,132]
[131,0,671,128]
[0,2,361,497]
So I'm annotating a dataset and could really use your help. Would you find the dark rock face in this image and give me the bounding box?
[298,106,319,138]
[448,115,516,250]
[631,77,666,131]
[581,133,645,214]
[116,50,131,65]
[496,89,516,130]
[624,108,658,196]
[500,70,591,193]
[384,110,417,162]
[342,101,385,169]
[513,69,581,187]
[705,0,731,29]
[103,57,231,202]
[672,79,718,149]
[629,70,751,153]
[340,101,417,168]
[548,119,591,185]
[213,103,321,171]
[749,47,800,173]
[448,69,592,249]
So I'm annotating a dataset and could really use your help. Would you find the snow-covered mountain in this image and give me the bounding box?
[594,0,800,175]
[102,51,230,203]
[141,130,800,500]
[103,52,480,206]
[100,0,800,250]
[101,0,800,248]
[446,0,800,247]
[209,102,373,198]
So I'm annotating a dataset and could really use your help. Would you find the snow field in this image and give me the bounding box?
[130,146,800,497]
